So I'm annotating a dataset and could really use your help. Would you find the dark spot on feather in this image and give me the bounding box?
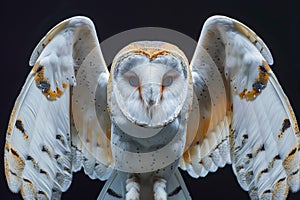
[64,166,71,173]
[239,63,269,100]
[275,154,281,160]
[38,81,51,92]
[41,145,47,151]
[15,119,28,140]
[38,190,48,198]
[9,170,17,176]
[40,169,49,178]
[10,148,20,157]
[214,138,227,150]
[243,134,248,139]
[259,65,267,73]
[247,153,253,159]
[263,189,271,194]
[261,144,266,150]
[247,171,254,176]
[36,65,43,72]
[26,155,39,169]
[15,119,25,133]
[288,148,297,157]
[260,47,264,53]
[236,165,244,171]
[281,119,291,132]
[56,134,66,146]
[258,168,269,181]
[23,178,32,183]
[255,144,265,156]
[234,145,241,151]
[277,177,286,183]
[252,81,265,92]
[291,169,299,176]
[41,145,52,158]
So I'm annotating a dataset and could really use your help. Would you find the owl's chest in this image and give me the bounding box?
[110,116,187,174]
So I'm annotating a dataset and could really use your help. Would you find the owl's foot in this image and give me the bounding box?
[153,178,167,200]
[125,176,140,200]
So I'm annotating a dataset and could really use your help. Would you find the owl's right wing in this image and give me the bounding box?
[4,16,112,199]
[181,15,300,199]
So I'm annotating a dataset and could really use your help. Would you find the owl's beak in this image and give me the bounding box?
[143,85,160,108]
[147,87,155,106]
[141,84,160,120]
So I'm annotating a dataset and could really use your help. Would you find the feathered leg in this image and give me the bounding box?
[125,176,140,200]
[153,178,167,200]
[97,169,191,200]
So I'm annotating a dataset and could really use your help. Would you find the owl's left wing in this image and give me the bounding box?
[4,16,112,199]
[180,15,300,199]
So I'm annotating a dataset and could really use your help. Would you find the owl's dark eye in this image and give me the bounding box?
[162,76,173,87]
[129,76,140,87]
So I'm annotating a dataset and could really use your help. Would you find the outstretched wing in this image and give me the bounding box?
[4,16,112,199]
[180,15,300,199]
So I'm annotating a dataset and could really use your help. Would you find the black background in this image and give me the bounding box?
[1,0,300,199]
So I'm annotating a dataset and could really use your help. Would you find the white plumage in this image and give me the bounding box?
[4,15,299,200]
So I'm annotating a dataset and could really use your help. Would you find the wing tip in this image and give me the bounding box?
[233,20,274,65]
[29,16,94,66]
[205,15,274,65]
[28,19,69,66]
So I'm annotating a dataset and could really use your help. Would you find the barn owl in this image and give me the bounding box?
[4,15,300,200]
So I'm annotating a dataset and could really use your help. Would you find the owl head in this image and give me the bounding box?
[108,41,192,130]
